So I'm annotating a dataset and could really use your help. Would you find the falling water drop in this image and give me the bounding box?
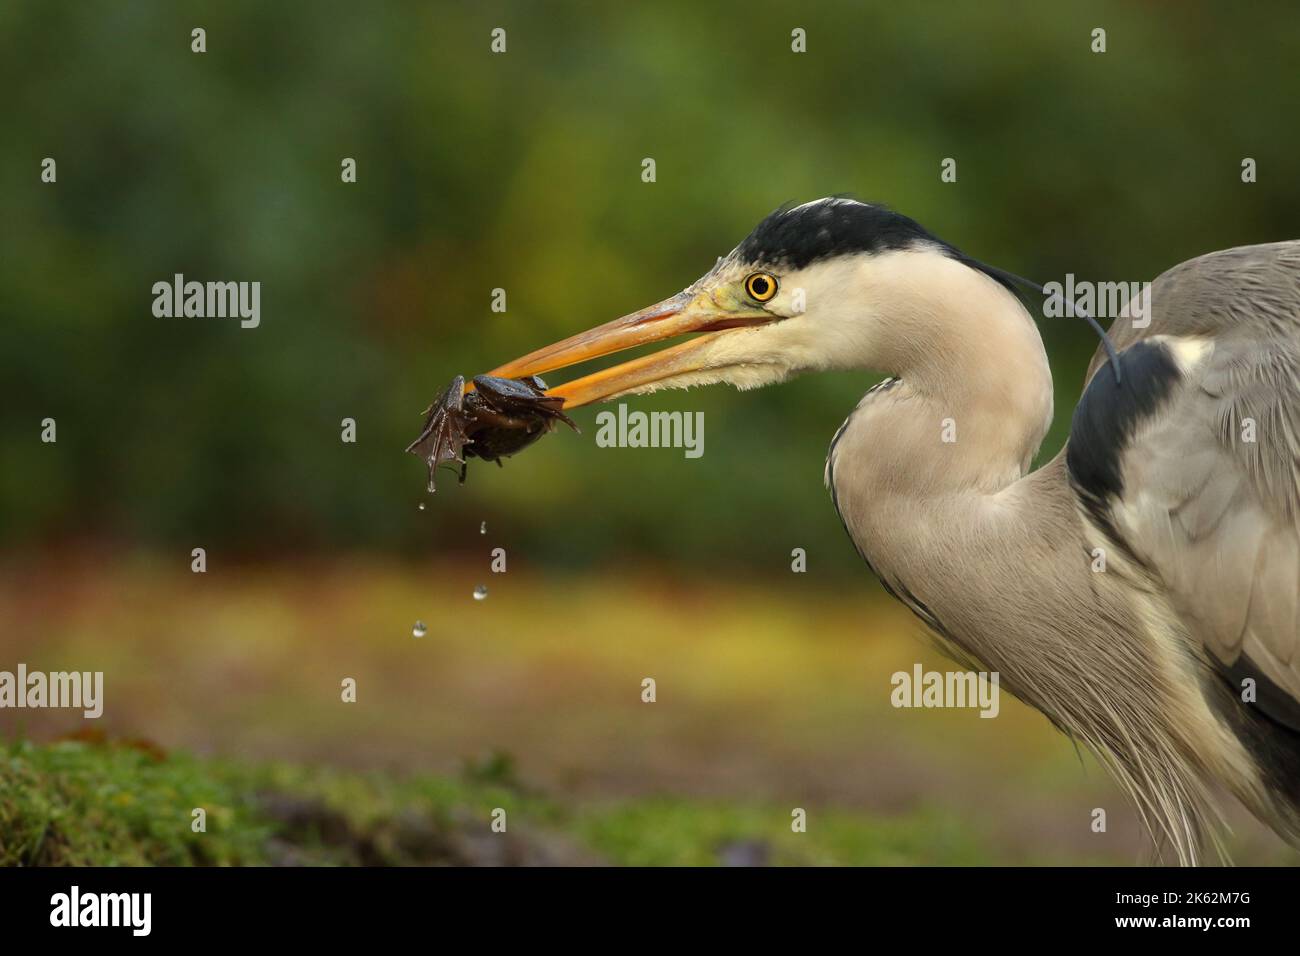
[418,502,426,511]
[480,521,487,534]
[473,585,488,601]
[412,620,427,638]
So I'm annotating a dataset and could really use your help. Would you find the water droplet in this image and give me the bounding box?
[480,521,487,534]
[473,585,488,601]
[418,502,426,511]
[412,620,427,638]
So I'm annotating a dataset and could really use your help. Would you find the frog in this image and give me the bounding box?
[406,374,578,492]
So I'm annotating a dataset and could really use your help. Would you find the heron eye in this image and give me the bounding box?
[745,272,778,302]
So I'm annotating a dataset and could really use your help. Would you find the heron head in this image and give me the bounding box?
[483,197,1024,408]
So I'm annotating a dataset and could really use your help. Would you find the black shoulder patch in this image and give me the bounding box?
[1067,340,1183,504]
[1218,654,1300,735]
[1207,657,1300,802]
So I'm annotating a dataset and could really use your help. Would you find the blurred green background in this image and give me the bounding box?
[2,1,1299,863]
[6,0,1299,565]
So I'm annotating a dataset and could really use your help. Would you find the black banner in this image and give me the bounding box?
[0,866,1283,942]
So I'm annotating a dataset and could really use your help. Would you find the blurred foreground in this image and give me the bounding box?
[1,738,986,866]
[2,552,1294,865]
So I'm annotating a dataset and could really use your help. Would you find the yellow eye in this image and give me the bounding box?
[745,272,778,302]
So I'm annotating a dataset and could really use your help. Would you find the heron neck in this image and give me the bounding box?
[853,250,1056,495]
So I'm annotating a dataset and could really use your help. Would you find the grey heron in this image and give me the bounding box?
[477,197,1300,865]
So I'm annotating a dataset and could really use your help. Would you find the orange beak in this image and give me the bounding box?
[476,290,777,409]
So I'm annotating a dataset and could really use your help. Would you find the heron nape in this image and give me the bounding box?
[468,198,1300,865]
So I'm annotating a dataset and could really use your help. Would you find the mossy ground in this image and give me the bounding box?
[1,737,995,866]
[5,560,1294,866]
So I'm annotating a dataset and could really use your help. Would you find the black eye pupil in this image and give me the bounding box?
[752,277,769,296]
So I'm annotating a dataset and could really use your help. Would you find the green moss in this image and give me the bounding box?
[574,799,992,866]
[0,739,267,866]
[1,738,1000,866]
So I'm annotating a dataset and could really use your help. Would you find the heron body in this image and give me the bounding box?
[481,198,1300,864]
[824,240,1300,864]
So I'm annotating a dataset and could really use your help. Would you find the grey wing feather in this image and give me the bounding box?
[1073,242,1300,727]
